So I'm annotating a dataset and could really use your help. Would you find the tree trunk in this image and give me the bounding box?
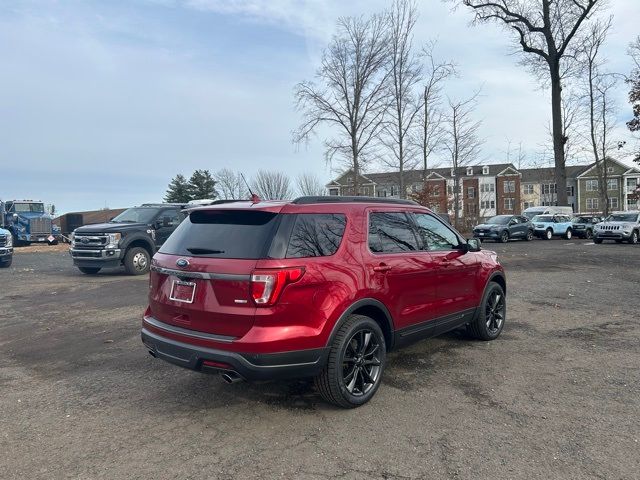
[352,134,359,196]
[550,63,568,206]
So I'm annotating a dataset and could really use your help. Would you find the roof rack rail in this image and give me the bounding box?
[291,196,418,206]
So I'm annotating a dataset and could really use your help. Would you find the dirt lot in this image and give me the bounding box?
[1,240,639,479]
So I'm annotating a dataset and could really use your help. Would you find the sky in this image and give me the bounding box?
[1,0,639,214]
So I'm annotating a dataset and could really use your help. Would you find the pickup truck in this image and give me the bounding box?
[0,227,13,267]
[532,214,574,240]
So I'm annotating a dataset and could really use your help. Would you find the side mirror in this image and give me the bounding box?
[12,213,18,221]
[464,238,481,253]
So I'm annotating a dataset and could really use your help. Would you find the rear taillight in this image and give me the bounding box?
[251,267,305,306]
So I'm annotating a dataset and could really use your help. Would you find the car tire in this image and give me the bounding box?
[545,229,553,240]
[564,229,572,240]
[594,238,603,244]
[314,314,386,408]
[467,282,506,341]
[585,229,593,239]
[629,231,639,245]
[499,231,509,243]
[78,267,101,274]
[0,258,12,268]
[525,230,534,241]
[124,247,151,275]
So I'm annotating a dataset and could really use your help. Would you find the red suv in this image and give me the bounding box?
[141,197,506,407]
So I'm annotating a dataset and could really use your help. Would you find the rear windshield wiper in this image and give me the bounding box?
[186,247,225,255]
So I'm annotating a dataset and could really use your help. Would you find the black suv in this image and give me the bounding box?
[473,215,534,243]
[70,203,188,275]
[571,215,603,239]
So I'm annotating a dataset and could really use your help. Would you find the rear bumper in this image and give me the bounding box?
[141,328,329,381]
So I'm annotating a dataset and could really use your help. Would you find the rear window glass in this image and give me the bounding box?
[159,210,279,259]
[286,214,346,258]
[368,212,419,253]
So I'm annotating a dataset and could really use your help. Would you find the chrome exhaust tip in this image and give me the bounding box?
[220,371,243,384]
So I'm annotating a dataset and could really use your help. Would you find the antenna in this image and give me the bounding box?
[240,173,260,203]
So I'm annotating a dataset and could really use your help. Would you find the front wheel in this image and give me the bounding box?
[545,229,553,240]
[564,229,572,240]
[499,231,509,243]
[314,314,386,408]
[468,282,506,341]
[628,231,639,245]
[124,247,151,275]
[0,258,12,268]
[525,230,534,241]
[585,229,593,239]
[594,238,603,244]
[78,267,101,274]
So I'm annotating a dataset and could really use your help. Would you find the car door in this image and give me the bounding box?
[508,216,524,238]
[412,212,480,322]
[154,208,183,247]
[366,210,439,331]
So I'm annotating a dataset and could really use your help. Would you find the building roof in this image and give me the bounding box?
[519,164,593,183]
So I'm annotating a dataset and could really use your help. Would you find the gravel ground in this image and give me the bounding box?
[1,239,639,479]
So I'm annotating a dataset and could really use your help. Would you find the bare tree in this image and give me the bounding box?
[460,0,603,205]
[628,37,640,163]
[444,94,484,227]
[293,14,391,194]
[251,171,294,200]
[296,173,326,197]
[579,19,617,216]
[379,0,422,198]
[214,168,248,200]
[413,42,456,178]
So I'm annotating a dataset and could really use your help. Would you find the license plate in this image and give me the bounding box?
[38,237,45,242]
[478,233,484,236]
[170,280,196,303]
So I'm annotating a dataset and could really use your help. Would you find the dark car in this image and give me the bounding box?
[571,215,603,239]
[142,196,507,408]
[473,215,533,243]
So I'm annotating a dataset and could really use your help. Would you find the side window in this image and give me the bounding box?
[285,214,346,258]
[368,212,419,253]
[162,209,183,227]
[510,217,520,224]
[413,213,461,252]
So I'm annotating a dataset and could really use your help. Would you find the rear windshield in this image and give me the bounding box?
[159,210,280,259]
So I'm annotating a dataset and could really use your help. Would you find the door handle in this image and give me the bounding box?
[373,263,392,273]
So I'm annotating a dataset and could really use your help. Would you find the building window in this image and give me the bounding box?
[430,186,440,197]
[504,180,516,193]
[482,166,489,175]
[607,166,614,173]
[361,187,370,196]
[329,188,339,196]
[450,168,456,177]
[607,178,619,191]
[480,183,495,193]
[566,186,575,197]
[542,183,557,195]
[628,197,639,209]
[542,201,557,206]
[523,184,534,195]
[626,178,638,191]
[466,167,473,176]
[481,200,495,210]
[586,198,599,210]
[608,197,619,209]
[523,201,535,209]
[504,198,514,211]
[586,179,598,192]
[390,186,397,197]
[347,177,354,185]
[467,187,475,199]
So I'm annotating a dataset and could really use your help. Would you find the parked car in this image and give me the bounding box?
[571,214,603,239]
[523,206,573,221]
[141,196,507,408]
[532,214,574,240]
[593,211,640,244]
[473,215,533,243]
[0,227,13,268]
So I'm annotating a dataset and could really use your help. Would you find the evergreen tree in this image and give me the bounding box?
[164,174,191,203]
[187,170,218,200]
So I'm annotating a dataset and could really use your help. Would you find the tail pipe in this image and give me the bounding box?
[220,371,244,384]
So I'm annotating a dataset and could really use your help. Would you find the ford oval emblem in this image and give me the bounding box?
[176,258,189,269]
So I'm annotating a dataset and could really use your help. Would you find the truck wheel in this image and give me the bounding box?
[525,230,534,241]
[124,247,151,275]
[545,229,553,240]
[467,282,506,341]
[564,229,572,240]
[78,267,101,274]
[594,238,603,244]
[314,314,386,408]
[629,231,639,245]
[499,231,509,243]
